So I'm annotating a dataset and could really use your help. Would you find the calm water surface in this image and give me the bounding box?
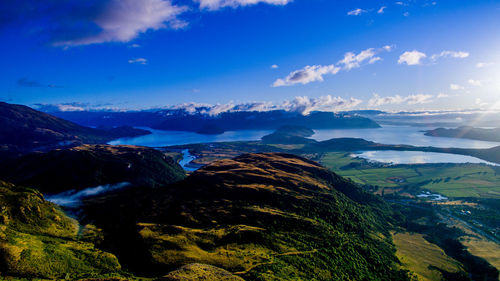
[110,126,500,149]
[313,126,500,149]
[355,150,498,166]
[109,128,272,147]
[108,126,500,166]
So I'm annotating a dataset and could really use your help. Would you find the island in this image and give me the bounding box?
[425,126,500,142]
[261,125,316,144]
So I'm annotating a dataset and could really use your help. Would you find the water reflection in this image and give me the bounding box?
[109,126,500,149]
[354,150,498,166]
[313,126,500,149]
[109,128,273,147]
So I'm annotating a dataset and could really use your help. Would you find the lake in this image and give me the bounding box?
[108,125,500,168]
[313,126,500,149]
[354,150,498,166]
[110,125,500,149]
[109,128,273,147]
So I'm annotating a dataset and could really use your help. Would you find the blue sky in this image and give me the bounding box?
[1,0,499,113]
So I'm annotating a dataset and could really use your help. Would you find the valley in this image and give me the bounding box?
[3,2,499,280]
[0,103,499,280]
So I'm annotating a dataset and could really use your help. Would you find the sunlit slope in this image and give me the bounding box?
[393,232,463,281]
[83,153,411,280]
[461,237,500,271]
[0,180,121,279]
[160,263,245,281]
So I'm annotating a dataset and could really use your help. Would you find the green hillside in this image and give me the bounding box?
[81,153,411,280]
[0,180,122,279]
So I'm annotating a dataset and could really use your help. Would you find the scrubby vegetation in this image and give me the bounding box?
[81,153,412,280]
[160,263,244,280]
[1,145,497,280]
[0,180,122,279]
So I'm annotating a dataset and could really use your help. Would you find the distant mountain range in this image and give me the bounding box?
[50,109,381,134]
[0,102,150,155]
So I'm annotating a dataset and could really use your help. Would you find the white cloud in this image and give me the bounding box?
[165,95,362,115]
[431,51,469,61]
[347,8,367,16]
[128,58,148,64]
[274,46,390,86]
[450,83,464,90]
[437,93,449,98]
[403,12,409,17]
[398,50,469,66]
[369,57,382,64]
[395,1,406,5]
[54,0,188,46]
[398,50,427,65]
[476,62,493,68]
[129,44,141,48]
[196,0,292,10]
[368,93,433,106]
[272,65,340,87]
[406,94,433,104]
[377,6,386,13]
[34,102,120,112]
[271,64,279,69]
[468,79,482,86]
[368,94,405,106]
[423,1,437,7]
[339,48,382,70]
[475,98,488,107]
[282,96,362,115]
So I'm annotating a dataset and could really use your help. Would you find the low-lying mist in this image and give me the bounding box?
[45,182,130,207]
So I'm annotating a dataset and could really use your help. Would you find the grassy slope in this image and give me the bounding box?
[392,232,463,281]
[161,263,244,280]
[82,153,411,280]
[461,237,500,271]
[0,181,122,279]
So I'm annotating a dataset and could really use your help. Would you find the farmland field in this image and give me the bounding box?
[319,152,500,198]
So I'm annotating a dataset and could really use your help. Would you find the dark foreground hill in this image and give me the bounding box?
[0,102,150,155]
[0,144,186,194]
[81,153,411,280]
